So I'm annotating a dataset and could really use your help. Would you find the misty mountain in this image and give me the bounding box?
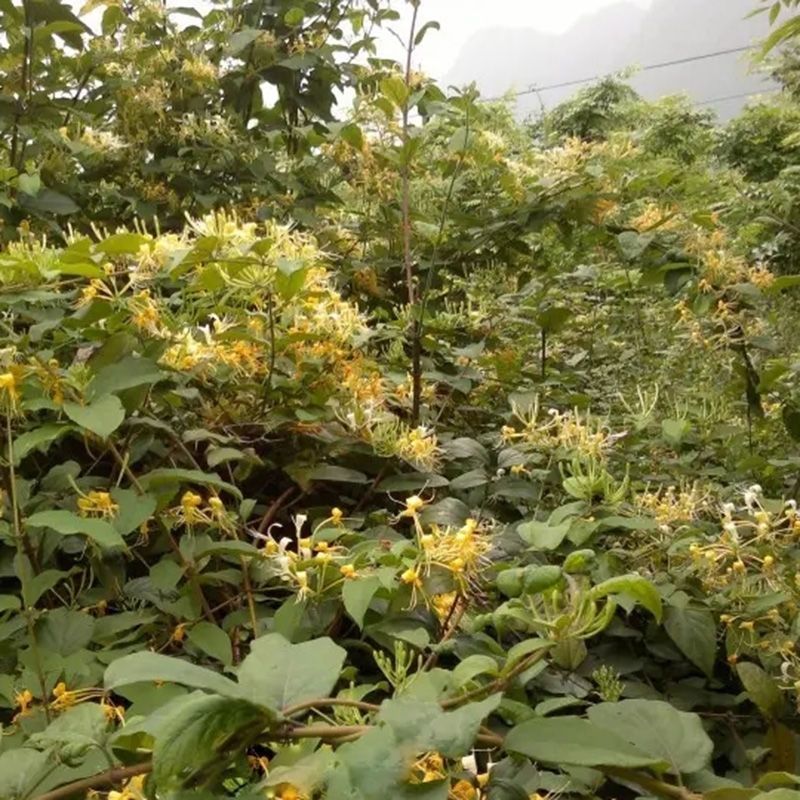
[445,0,777,119]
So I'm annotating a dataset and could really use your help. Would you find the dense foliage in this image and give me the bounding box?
[4,2,800,800]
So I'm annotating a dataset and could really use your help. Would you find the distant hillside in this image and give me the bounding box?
[445,0,776,119]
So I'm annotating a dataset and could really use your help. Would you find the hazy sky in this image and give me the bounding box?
[378,0,654,79]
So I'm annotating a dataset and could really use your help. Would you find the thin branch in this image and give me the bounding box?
[30,762,153,800]
[400,2,420,308]
[282,697,381,718]
[440,644,551,710]
[604,768,702,800]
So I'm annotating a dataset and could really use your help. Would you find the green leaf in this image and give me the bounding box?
[17,172,40,195]
[517,519,571,550]
[188,621,233,666]
[94,233,150,255]
[340,122,364,149]
[343,576,381,628]
[137,468,243,500]
[380,76,409,108]
[452,655,499,688]
[378,473,449,491]
[737,662,785,718]
[326,725,411,800]
[105,651,242,698]
[587,699,713,774]
[237,634,346,710]
[23,567,71,607]
[89,356,165,398]
[284,6,305,25]
[536,306,571,333]
[63,394,125,439]
[12,423,73,464]
[0,595,20,613]
[225,28,261,56]
[26,509,125,549]
[37,608,95,656]
[0,748,51,800]
[414,20,440,44]
[617,231,654,260]
[378,694,501,758]
[662,418,691,446]
[19,188,79,215]
[590,575,663,622]
[30,703,108,755]
[783,406,800,442]
[664,604,716,676]
[110,488,156,536]
[505,717,666,768]
[153,693,272,791]
[306,465,369,484]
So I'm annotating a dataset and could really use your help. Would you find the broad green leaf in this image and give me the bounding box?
[26,509,125,549]
[306,465,369,484]
[414,20,440,45]
[37,608,95,656]
[111,488,157,536]
[536,306,571,333]
[517,519,571,550]
[63,394,125,439]
[505,717,666,768]
[380,76,409,108]
[0,595,20,613]
[587,699,713,774]
[23,567,71,607]
[664,604,716,676]
[94,233,150,255]
[0,748,52,799]
[617,230,654,259]
[12,423,73,464]
[237,634,346,710]
[452,655,500,688]
[105,651,242,698]
[326,725,411,800]
[30,703,107,754]
[20,188,79,215]
[284,6,304,25]
[378,694,501,758]
[342,576,381,628]
[153,693,272,791]
[225,28,261,56]
[89,356,165,398]
[188,621,233,666]
[378,473,449,492]
[590,575,663,622]
[137,468,243,500]
[662,418,691,446]
[737,662,785,718]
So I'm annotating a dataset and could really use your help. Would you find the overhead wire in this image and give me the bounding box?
[484,44,763,105]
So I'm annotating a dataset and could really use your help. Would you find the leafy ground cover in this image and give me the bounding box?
[3,1,800,799]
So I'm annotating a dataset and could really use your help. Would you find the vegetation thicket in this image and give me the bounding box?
[4,1,800,798]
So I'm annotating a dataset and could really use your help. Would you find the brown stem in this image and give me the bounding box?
[240,555,259,635]
[287,723,371,739]
[604,768,702,800]
[107,442,216,624]
[256,485,296,535]
[282,697,380,718]
[30,762,153,800]
[400,2,419,308]
[440,644,552,710]
[423,594,466,670]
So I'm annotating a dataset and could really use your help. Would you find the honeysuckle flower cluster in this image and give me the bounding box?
[501,398,621,462]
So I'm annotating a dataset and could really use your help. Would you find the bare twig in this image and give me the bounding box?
[30,762,153,800]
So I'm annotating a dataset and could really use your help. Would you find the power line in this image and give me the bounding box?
[696,88,780,106]
[487,44,754,101]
